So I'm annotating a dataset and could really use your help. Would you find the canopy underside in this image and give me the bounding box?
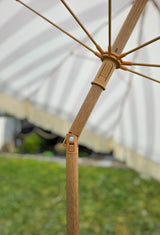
[0,0,160,166]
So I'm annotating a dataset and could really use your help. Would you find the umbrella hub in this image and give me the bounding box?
[101,52,121,69]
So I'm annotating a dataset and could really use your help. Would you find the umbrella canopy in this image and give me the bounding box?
[0,0,160,176]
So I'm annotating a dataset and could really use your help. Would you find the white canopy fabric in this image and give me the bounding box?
[0,0,160,177]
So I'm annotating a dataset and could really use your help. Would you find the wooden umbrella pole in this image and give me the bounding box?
[70,57,117,137]
[65,133,79,235]
[64,0,148,234]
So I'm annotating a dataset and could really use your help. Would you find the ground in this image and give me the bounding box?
[0,156,160,235]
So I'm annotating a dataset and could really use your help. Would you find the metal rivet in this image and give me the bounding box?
[69,136,74,141]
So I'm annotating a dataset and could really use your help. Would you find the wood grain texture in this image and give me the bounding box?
[69,84,103,137]
[70,59,116,138]
[112,0,148,54]
[66,134,79,235]
[66,152,79,235]
[92,58,117,90]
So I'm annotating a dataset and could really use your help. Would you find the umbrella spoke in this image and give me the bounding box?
[122,61,160,67]
[121,67,160,84]
[60,0,104,54]
[108,0,112,54]
[120,36,160,58]
[16,0,101,57]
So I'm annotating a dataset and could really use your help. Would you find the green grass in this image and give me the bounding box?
[0,157,160,235]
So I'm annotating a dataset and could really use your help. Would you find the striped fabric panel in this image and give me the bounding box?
[0,0,159,162]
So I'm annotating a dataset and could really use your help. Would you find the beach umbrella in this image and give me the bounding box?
[0,0,159,234]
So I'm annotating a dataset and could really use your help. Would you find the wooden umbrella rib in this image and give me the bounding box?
[120,36,160,58]
[108,0,112,54]
[60,0,103,54]
[16,0,98,56]
[122,61,160,67]
[122,67,160,84]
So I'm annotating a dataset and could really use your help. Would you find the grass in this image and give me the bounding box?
[0,157,160,235]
